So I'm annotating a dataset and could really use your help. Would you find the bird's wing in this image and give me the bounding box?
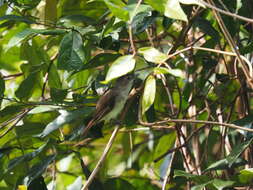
[82,89,116,137]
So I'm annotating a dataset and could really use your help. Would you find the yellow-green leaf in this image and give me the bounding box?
[165,0,188,22]
[105,55,135,83]
[103,0,129,21]
[142,75,156,114]
[138,47,168,63]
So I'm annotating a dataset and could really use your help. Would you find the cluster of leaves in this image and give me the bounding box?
[1,0,253,189]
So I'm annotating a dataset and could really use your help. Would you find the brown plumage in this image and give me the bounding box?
[82,75,134,137]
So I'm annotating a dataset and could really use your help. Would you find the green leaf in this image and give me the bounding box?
[142,75,156,114]
[191,182,212,190]
[37,108,93,138]
[194,18,220,42]
[174,170,197,178]
[179,0,205,7]
[0,15,35,24]
[138,47,168,63]
[23,155,56,186]
[145,0,188,21]
[212,179,234,190]
[50,88,68,102]
[154,132,176,159]
[66,176,82,190]
[126,4,153,21]
[226,138,253,167]
[7,28,66,50]
[203,158,247,172]
[7,28,34,50]
[15,72,37,100]
[145,0,166,13]
[79,53,121,71]
[104,178,135,190]
[45,0,57,23]
[0,104,25,123]
[57,31,86,71]
[105,55,135,82]
[7,142,49,172]
[164,0,188,21]
[154,132,176,178]
[103,0,129,21]
[238,168,253,184]
[174,170,210,184]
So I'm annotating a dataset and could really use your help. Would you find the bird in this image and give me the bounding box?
[82,74,135,137]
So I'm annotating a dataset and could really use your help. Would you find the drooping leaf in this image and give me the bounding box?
[203,158,247,172]
[45,0,57,23]
[226,138,253,167]
[66,176,82,190]
[7,142,49,172]
[138,47,168,63]
[164,0,188,21]
[23,155,56,186]
[15,72,38,100]
[57,31,86,71]
[142,75,156,114]
[37,108,93,138]
[105,55,135,83]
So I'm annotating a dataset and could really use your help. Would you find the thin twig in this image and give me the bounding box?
[199,0,253,23]
[140,118,253,133]
[206,0,253,88]
[81,125,120,190]
[128,0,143,55]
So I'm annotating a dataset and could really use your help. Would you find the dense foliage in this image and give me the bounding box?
[1,0,253,189]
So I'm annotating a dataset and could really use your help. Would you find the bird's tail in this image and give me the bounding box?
[82,120,95,137]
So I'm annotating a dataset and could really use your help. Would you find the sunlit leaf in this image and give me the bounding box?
[105,55,135,82]
[138,47,168,63]
[179,0,205,7]
[238,168,253,184]
[103,0,129,21]
[165,0,188,21]
[142,75,156,114]
[67,176,82,190]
